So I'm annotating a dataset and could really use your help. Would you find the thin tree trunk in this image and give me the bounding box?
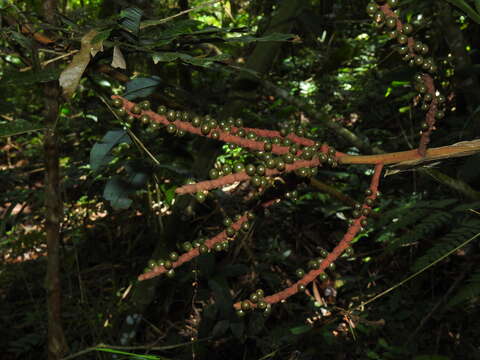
[42,0,69,358]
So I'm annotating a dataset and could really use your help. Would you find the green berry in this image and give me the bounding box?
[385,16,396,29]
[226,227,236,237]
[166,269,175,278]
[366,2,378,16]
[139,100,150,110]
[236,309,246,317]
[241,301,251,311]
[140,114,150,124]
[196,192,206,203]
[209,168,220,179]
[256,289,265,298]
[148,259,157,269]
[131,105,142,114]
[257,300,268,310]
[402,23,413,35]
[236,128,246,137]
[249,293,259,303]
[256,164,266,176]
[191,116,202,127]
[297,284,306,292]
[319,273,328,281]
[296,268,305,278]
[210,129,220,140]
[200,123,211,135]
[164,260,173,269]
[199,244,209,254]
[182,242,193,252]
[245,164,256,176]
[169,251,179,261]
[112,98,123,108]
[166,123,177,134]
[234,163,245,173]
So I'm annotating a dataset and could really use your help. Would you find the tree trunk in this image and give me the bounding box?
[42,0,69,358]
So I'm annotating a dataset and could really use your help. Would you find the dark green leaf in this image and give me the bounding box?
[445,0,480,24]
[103,176,133,210]
[119,7,143,35]
[90,129,131,171]
[226,32,295,43]
[123,77,162,100]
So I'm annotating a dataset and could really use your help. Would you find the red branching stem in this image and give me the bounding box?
[138,214,247,281]
[111,96,341,156]
[175,158,322,195]
[233,163,384,309]
[138,200,278,281]
[417,75,438,156]
[379,4,438,158]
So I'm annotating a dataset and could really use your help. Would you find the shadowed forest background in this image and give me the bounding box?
[1,0,480,359]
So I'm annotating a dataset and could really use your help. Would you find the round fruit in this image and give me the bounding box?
[296,268,305,278]
[139,100,150,110]
[112,98,123,108]
[196,192,206,203]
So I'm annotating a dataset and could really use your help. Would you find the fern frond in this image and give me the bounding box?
[393,211,452,248]
[412,220,480,272]
[447,270,480,308]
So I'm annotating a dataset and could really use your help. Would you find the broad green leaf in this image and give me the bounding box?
[0,119,42,137]
[89,129,131,171]
[123,76,162,100]
[119,7,143,35]
[103,176,133,210]
[59,29,104,98]
[476,0,480,13]
[445,0,480,24]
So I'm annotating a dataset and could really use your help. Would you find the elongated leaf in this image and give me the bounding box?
[59,29,104,98]
[123,77,162,100]
[445,0,480,24]
[90,129,131,171]
[152,52,230,68]
[0,119,42,137]
[226,32,295,43]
